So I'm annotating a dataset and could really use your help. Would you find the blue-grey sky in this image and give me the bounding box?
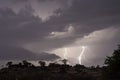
[0,0,120,66]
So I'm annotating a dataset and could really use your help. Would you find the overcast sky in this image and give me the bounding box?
[0,0,120,66]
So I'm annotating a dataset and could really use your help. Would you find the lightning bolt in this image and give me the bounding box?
[79,46,86,64]
[64,48,68,59]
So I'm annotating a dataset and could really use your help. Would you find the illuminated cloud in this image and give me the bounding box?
[75,27,120,46]
[51,27,120,66]
[47,25,74,39]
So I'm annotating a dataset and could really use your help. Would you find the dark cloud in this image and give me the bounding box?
[10,0,28,3]
[0,7,42,53]
[37,0,55,2]
[0,7,74,55]
[0,7,74,51]
[37,0,72,8]
[0,45,60,61]
[0,8,42,44]
[0,0,28,4]
[47,0,120,35]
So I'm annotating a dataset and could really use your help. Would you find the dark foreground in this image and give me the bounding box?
[0,61,120,80]
[0,63,102,80]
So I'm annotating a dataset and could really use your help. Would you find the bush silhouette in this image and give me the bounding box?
[38,61,46,67]
[105,45,120,71]
[6,61,13,68]
[61,59,68,65]
[103,45,120,79]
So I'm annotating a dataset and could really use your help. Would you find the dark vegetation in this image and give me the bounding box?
[0,45,120,80]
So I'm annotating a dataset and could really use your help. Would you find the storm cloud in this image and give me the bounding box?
[0,45,60,61]
[0,0,120,66]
